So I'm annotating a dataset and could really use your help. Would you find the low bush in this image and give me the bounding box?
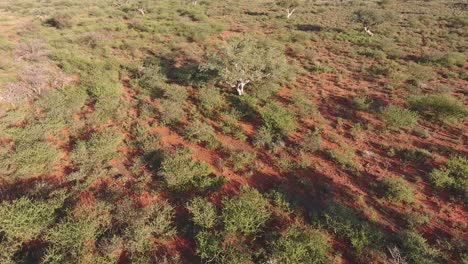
[187,197,217,229]
[429,156,467,198]
[71,130,124,174]
[197,86,225,112]
[222,187,271,235]
[158,148,212,189]
[184,119,219,149]
[353,95,373,111]
[380,104,419,129]
[398,230,440,264]
[408,93,466,124]
[379,177,415,203]
[45,13,73,29]
[222,146,256,172]
[0,196,62,244]
[260,103,297,137]
[421,52,465,67]
[0,141,61,177]
[300,128,322,153]
[269,225,331,264]
[45,202,112,262]
[322,202,383,253]
[327,144,361,172]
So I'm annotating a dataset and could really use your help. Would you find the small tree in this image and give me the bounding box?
[204,37,288,96]
[276,0,303,19]
[352,9,386,36]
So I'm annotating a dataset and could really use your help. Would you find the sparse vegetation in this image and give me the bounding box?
[0,0,465,263]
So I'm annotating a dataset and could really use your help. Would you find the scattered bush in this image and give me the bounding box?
[429,156,468,198]
[379,177,415,203]
[408,93,466,123]
[158,148,212,189]
[45,13,73,29]
[222,187,271,235]
[269,225,331,264]
[323,202,383,253]
[398,230,440,264]
[184,119,219,149]
[300,128,322,153]
[71,130,124,174]
[187,197,217,229]
[327,144,361,172]
[222,146,257,172]
[197,86,225,112]
[353,95,373,111]
[260,103,297,136]
[380,104,419,129]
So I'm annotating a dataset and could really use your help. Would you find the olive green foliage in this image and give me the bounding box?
[398,230,440,264]
[72,130,124,174]
[0,197,62,245]
[379,177,415,203]
[44,202,112,262]
[187,197,217,229]
[429,156,468,198]
[222,187,271,235]
[300,128,322,153]
[323,203,383,253]
[270,225,331,264]
[158,148,212,189]
[327,144,360,172]
[352,8,388,29]
[380,104,419,129]
[260,103,297,136]
[408,93,466,123]
[197,86,225,112]
[0,141,61,177]
[203,37,289,91]
[223,146,257,172]
[183,119,219,148]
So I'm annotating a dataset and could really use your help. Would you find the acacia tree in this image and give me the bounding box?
[204,37,288,96]
[276,0,303,19]
[352,9,387,36]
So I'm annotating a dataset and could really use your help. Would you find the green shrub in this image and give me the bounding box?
[0,197,61,243]
[398,230,440,264]
[187,197,217,229]
[421,52,466,67]
[353,95,373,111]
[46,202,112,262]
[183,119,219,149]
[291,90,317,118]
[327,144,361,172]
[1,141,61,177]
[323,202,383,253]
[197,86,225,112]
[300,128,322,153]
[71,130,124,174]
[222,187,271,235]
[222,146,257,172]
[429,156,468,198]
[203,37,289,95]
[270,225,331,264]
[379,177,415,203]
[158,148,212,189]
[220,112,246,140]
[380,104,419,129]
[253,126,281,150]
[408,93,466,123]
[260,103,297,136]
